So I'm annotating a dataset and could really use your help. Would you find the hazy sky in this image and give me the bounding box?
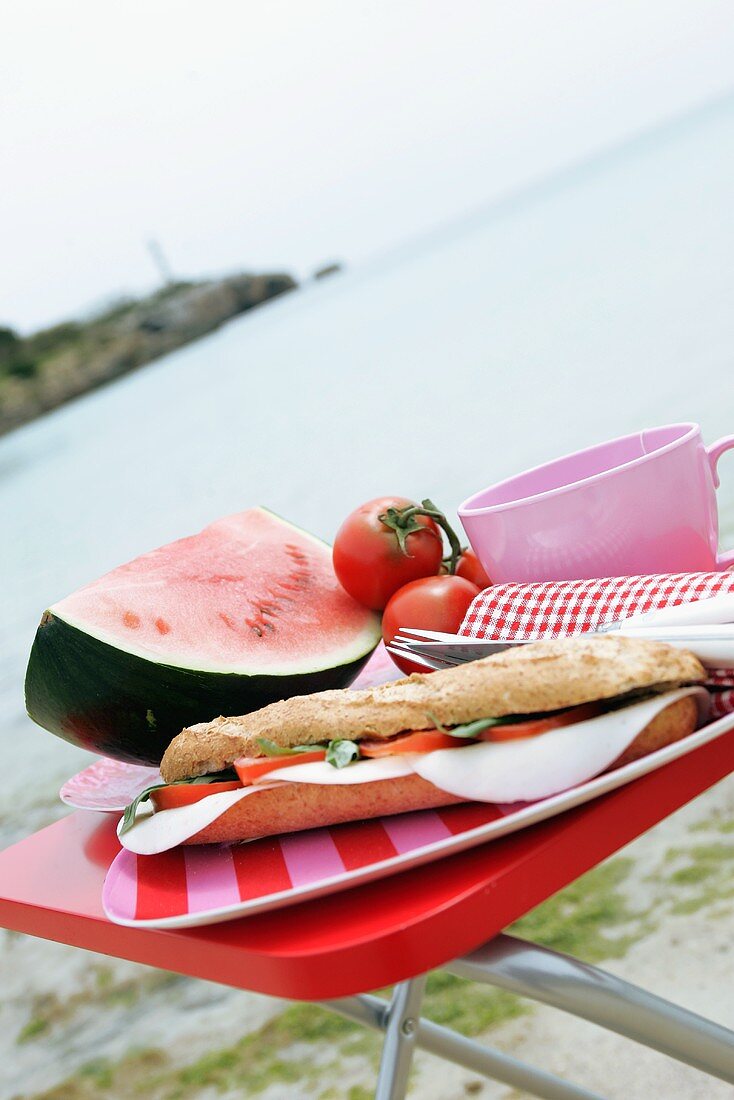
[4,1,734,332]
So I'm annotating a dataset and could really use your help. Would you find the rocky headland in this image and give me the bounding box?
[0,271,296,436]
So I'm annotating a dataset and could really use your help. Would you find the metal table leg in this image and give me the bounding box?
[326,991,602,1100]
[373,976,427,1100]
[447,933,734,1084]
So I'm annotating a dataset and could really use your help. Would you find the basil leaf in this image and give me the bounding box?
[119,771,238,835]
[426,712,535,739]
[441,717,507,739]
[120,783,163,834]
[325,739,360,768]
[257,737,327,757]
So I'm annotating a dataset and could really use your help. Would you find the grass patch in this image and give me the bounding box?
[666,843,734,881]
[16,967,184,1045]
[29,1050,167,1099]
[660,840,734,915]
[23,980,522,1099]
[667,843,734,914]
[690,812,734,834]
[147,1004,364,1098]
[510,857,643,962]
[422,972,525,1036]
[17,1015,50,1043]
[669,863,715,886]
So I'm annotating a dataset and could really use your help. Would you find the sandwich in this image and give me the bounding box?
[119,635,706,854]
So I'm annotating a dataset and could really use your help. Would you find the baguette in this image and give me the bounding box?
[183,694,697,844]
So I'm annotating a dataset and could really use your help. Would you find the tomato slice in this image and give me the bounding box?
[477,702,602,742]
[359,729,459,756]
[362,703,603,755]
[150,779,242,811]
[234,750,326,785]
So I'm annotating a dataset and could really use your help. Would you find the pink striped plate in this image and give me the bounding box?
[61,758,161,812]
[103,707,734,929]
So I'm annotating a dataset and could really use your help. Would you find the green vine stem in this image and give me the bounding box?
[378,498,464,574]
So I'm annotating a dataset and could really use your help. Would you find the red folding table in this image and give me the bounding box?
[2,730,734,1100]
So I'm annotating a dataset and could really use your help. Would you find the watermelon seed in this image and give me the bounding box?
[272,587,295,601]
[285,544,310,565]
[155,618,171,635]
[122,611,141,629]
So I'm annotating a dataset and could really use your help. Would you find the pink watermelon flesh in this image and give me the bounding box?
[53,508,381,674]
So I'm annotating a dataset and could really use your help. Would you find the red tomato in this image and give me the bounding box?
[382,574,481,674]
[150,780,242,811]
[234,750,326,785]
[333,496,443,610]
[456,548,492,589]
[359,729,459,756]
[477,702,602,742]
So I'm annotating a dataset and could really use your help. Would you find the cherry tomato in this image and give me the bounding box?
[456,548,492,589]
[333,497,443,610]
[382,574,481,674]
[359,729,459,756]
[234,750,326,785]
[150,779,242,811]
[477,702,602,742]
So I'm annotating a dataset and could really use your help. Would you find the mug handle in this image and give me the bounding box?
[707,435,734,568]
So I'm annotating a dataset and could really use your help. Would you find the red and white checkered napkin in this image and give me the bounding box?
[459,571,734,716]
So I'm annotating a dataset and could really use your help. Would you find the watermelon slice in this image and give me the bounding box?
[25,508,381,765]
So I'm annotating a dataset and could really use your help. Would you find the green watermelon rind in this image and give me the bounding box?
[24,507,382,765]
[25,613,377,766]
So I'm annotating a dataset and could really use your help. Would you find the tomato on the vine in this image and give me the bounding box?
[333,496,444,610]
[456,548,491,589]
[382,574,481,675]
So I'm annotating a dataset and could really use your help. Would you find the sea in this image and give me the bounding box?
[3,93,734,844]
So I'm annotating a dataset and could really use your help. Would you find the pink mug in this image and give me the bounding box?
[458,423,734,583]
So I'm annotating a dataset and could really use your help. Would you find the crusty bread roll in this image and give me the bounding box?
[609,693,697,769]
[187,774,463,845]
[185,694,697,844]
[162,635,705,782]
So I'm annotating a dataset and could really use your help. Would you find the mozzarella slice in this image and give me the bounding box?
[412,688,706,804]
[118,784,278,855]
[257,755,416,785]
